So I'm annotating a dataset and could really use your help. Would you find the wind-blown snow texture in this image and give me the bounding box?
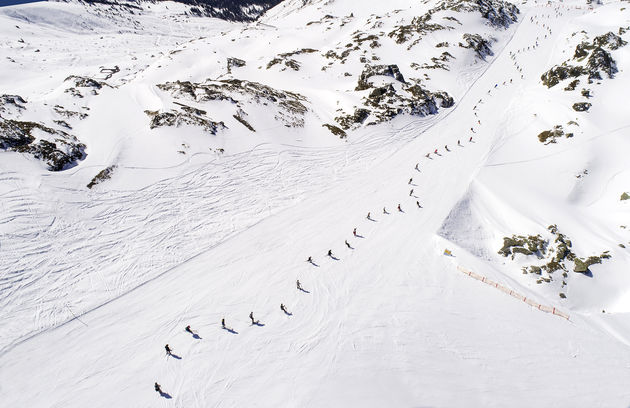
[1,0,630,406]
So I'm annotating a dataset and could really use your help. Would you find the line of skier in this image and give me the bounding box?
[153,8,575,395]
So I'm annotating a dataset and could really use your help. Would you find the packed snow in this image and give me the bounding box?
[1,0,630,406]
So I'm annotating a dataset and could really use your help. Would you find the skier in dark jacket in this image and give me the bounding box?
[327,249,333,257]
[221,318,226,329]
[249,312,255,325]
[353,228,357,236]
[345,240,351,249]
[280,304,288,313]
[307,256,313,263]
[155,382,162,394]
[185,325,193,334]
[398,204,402,212]
[165,344,172,356]
[296,280,303,291]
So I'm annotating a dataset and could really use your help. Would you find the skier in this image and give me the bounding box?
[470,127,475,133]
[469,136,473,142]
[221,318,226,329]
[345,240,351,249]
[280,303,288,313]
[434,148,438,154]
[165,344,172,356]
[249,312,255,325]
[408,178,413,185]
[327,249,333,257]
[185,325,193,334]
[444,145,449,151]
[296,280,303,291]
[409,189,413,196]
[383,207,388,214]
[425,153,431,158]
[457,140,461,146]
[416,200,422,208]
[366,212,372,220]
[353,228,357,237]
[415,163,420,171]
[155,382,162,394]
[397,204,402,212]
[307,256,313,263]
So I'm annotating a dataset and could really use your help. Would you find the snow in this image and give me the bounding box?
[2,0,630,406]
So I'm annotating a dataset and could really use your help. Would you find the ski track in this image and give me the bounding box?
[0,0,592,353]
[2,1,630,407]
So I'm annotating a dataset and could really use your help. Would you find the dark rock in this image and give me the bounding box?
[356,64,406,91]
[0,118,86,171]
[459,33,494,60]
[572,102,591,112]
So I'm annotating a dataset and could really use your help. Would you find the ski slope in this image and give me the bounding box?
[2,0,630,406]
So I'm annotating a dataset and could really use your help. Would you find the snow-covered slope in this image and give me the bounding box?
[1,0,630,406]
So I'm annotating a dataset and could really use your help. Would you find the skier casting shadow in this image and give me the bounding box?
[353,228,365,239]
[165,344,182,360]
[155,383,172,399]
[327,249,340,261]
[221,318,239,334]
[296,279,310,293]
[249,312,265,327]
[184,325,202,340]
[280,303,292,316]
[306,256,320,267]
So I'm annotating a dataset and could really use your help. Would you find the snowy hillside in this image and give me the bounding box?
[1,0,630,406]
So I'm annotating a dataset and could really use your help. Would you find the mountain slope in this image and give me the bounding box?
[1,0,630,406]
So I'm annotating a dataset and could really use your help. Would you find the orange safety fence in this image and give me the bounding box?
[456,266,570,320]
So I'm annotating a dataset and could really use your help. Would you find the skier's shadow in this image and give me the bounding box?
[309,261,320,267]
[170,353,182,360]
[159,391,172,399]
[354,234,365,239]
[192,333,202,340]
[367,218,377,222]
[329,255,340,261]
[298,287,311,294]
[283,310,293,316]
[252,321,265,327]
[346,244,355,250]
[223,327,239,334]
